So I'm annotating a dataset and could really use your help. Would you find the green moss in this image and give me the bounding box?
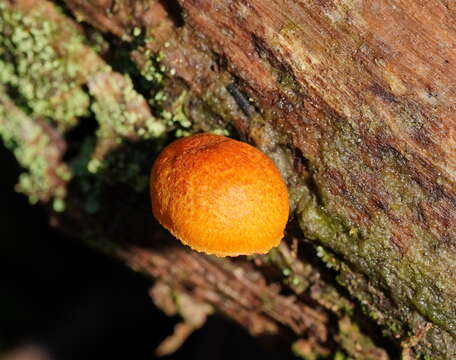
[338,316,387,360]
[296,113,456,349]
[261,248,311,294]
[298,189,360,281]
[316,245,342,271]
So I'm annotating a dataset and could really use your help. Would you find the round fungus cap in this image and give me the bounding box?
[150,133,289,256]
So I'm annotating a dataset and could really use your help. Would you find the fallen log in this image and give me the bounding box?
[1,0,455,358]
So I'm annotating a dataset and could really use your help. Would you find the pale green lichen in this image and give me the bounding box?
[141,50,166,83]
[334,350,353,360]
[210,128,230,136]
[52,197,66,212]
[132,27,142,37]
[88,71,166,166]
[159,91,192,137]
[0,1,169,198]
[0,86,70,204]
[0,4,90,129]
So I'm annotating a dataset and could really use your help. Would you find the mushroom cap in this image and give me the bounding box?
[150,133,289,256]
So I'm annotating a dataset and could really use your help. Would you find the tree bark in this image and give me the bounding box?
[1,0,455,358]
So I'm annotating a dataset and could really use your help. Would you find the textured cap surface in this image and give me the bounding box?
[150,133,289,256]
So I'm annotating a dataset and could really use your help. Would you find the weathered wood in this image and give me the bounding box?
[1,0,456,358]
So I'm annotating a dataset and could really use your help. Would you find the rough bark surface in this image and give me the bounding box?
[1,0,455,358]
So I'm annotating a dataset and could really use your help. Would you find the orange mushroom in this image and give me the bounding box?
[150,133,289,256]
